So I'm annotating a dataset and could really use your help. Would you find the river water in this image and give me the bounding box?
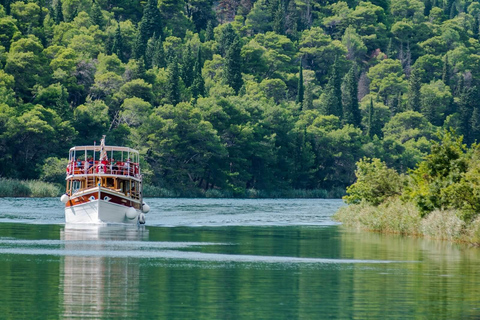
[0,198,479,319]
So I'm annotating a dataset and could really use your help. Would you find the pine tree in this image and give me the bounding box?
[341,64,361,127]
[111,24,125,62]
[205,20,214,41]
[54,0,64,24]
[296,61,304,106]
[166,55,181,105]
[191,47,206,99]
[224,38,243,94]
[407,68,421,112]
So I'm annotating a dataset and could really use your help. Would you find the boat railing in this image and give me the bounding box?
[66,160,141,178]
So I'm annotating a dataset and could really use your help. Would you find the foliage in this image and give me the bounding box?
[343,157,403,206]
[0,0,479,197]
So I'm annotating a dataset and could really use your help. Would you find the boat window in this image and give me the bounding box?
[72,180,81,193]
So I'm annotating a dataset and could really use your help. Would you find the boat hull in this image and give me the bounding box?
[65,188,142,224]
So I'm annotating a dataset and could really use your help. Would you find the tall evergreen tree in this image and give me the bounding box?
[224,38,243,94]
[91,1,104,29]
[166,55,181,106]
[272,0,285,35]
[367,97,374,138]
[134,0,163,59]
[407,68,421,112]
[442,54,451,87]
[341,64,361,127]
[191,48,205,99]
[205,20,214,41]
[152,36,165,68]
[54,0,64,24]
[296,61,304,106]
[324,58,342,118]
[182,45,196,88]
[111,24,125,62]
[218,23,237,56]
[471,106,480,142]
[285,0,298,39]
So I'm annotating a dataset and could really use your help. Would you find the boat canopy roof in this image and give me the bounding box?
[69,145,139,154]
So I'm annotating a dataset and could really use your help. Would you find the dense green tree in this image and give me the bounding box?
[342,64,361,127]
[407,67,421,112]
[296,61,304,105]
[134,0,163,59]
[191,47,205,99]
[166,55,181,105]
[54,0,64,24]
[111,24,125,62]
[224,38,243,94]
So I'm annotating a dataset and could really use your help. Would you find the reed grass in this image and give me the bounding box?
[0,178,62,197]
[334,197,480,245]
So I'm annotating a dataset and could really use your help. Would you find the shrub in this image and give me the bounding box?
[343,157,403,205]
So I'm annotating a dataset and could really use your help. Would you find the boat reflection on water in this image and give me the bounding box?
[60,224,149,318]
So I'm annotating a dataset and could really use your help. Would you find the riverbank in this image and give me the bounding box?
[0,178,344,199]
[334,197,480,245]
[0,179,62,197]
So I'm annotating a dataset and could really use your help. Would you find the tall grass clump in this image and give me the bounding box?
[0,178,31,197]
[25,180,62,197]
[0,178,62,197]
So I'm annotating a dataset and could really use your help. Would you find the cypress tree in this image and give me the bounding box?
[285,0,298,39]
[166,55,181,106]
[474,16,479,40]
[152,36,165,68]
[54,0,64,24]
[471,106,480,142]
[191,47,205,99]
[182,45,196,88]
[442,54,451,87]
[367,97,374,138]
[407,68,421,112]
[325,58,342,118]
[134,0,163,59]
[91,1,104,29]
[224,38,243,94]
[145,34,156,69]
[341,64,361,127]
[112,24,125,62]
[218,24,237,56]
[272,0,285,35]
[205,20,214,42]
[296,61,304,105]
[304,83,313,110]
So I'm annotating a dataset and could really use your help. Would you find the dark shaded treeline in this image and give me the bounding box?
[0,0,479,195]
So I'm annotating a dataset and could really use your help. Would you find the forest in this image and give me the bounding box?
[0,0,479,196]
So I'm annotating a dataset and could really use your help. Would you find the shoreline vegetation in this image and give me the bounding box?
[334,131,480,246]
[0,178,344,199]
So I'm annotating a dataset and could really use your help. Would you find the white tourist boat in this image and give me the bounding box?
[60,136,149,224]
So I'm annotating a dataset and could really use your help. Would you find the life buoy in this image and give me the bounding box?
[66,165,71,175]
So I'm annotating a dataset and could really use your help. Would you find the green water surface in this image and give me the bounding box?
[0,199,479,319]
